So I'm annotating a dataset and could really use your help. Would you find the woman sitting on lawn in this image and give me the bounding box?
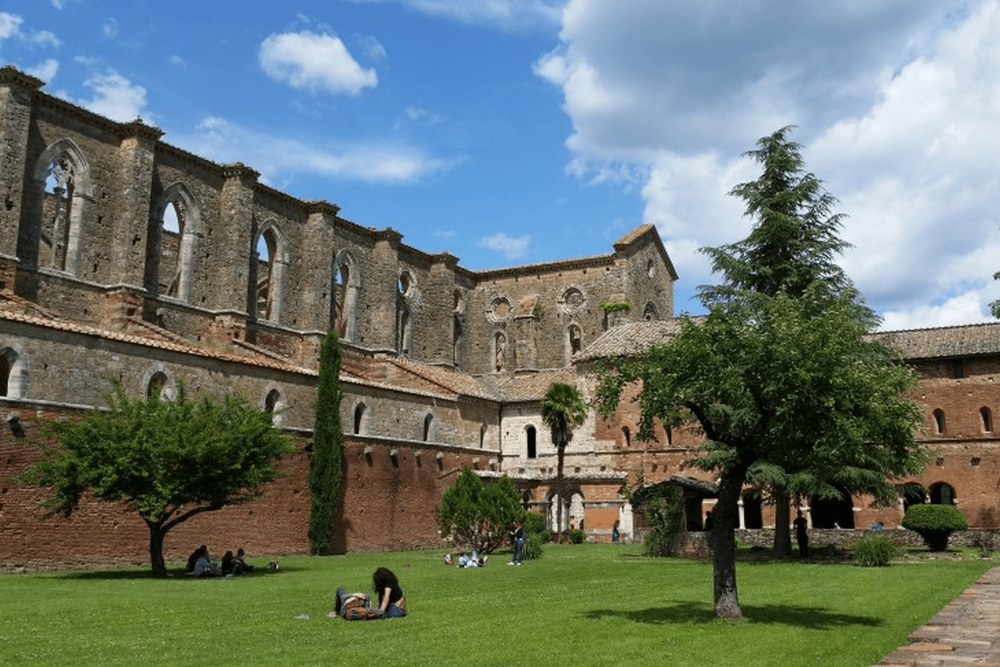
[373,567,407,618]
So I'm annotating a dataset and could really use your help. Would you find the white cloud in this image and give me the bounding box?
[102,18,119,40]
[540,0,1000,328]
[259,31,377,95]
[76,70,148,122]
[343,0,563,31]
[26,58,58,82]
[0,12,60,49]
[184,116,454,185]
[478,232,531,260]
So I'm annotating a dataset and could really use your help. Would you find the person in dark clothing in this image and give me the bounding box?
[373,567,407,618]
[793,510,809,558]
[509,520,526,565]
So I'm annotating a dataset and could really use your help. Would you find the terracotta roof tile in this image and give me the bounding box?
[876,321,1000,360]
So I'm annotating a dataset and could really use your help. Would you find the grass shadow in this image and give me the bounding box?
[51,566,291,581]
[583,600,884,629]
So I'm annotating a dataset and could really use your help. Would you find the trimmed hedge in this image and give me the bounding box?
[902,504,969,551]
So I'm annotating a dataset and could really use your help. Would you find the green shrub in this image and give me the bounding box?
[523,533,546,560]
[523,511,546,535]
[436,467,523,553]
[902,504,969,551]
[852,533,897,567]
[569,528,585,544]
[641,483,683,556]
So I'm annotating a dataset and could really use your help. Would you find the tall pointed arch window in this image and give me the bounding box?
[252,222,286,322]
[33,139,92,275]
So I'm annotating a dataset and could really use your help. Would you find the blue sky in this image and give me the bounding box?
[4,1,1000,330]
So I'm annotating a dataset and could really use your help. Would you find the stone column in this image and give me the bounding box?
[301,199,341,332]
[110,119,163,288]
[370,228,404,354]
[0,67,43,275]
[217,163,259,315]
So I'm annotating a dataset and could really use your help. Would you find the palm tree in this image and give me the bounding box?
[541,382,587,542]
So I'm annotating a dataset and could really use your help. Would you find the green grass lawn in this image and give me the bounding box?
[0,544,992,667]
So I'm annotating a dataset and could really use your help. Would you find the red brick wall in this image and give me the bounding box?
[0,403,488,571]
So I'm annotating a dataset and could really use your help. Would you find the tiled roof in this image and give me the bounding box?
[573,319,693,362]
[875,321,1000,360]
[575,317,1000,364]
[0,307,314,375]
[485,368,579,403]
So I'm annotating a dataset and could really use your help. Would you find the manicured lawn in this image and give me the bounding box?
[0,544,992,667]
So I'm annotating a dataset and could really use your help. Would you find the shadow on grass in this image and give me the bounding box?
[583,600,884,629]
[51,567,293,581]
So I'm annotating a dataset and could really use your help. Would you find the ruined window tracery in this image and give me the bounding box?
[252,221,286,323]
[332,250,358,340]
[151,182,201,302]
[33,139,92,276]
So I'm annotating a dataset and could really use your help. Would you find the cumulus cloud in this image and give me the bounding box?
[76,70,148,122]
[478,232,531,260]
[0,11,60,49]
[259,31,377,95]
[342,0,563,31]
[539,0,1000,329]
[26,58,58,82]
[183,116,455,184]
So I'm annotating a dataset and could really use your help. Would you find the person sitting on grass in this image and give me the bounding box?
[373,567,407,618]
[187,546,221,577]
[233,548,254,574]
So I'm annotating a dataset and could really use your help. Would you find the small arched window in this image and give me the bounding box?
[147,372,168,399]
[479,424,487,449]
[981,407,992,433]
[0,351,10,397]
[622,426,631,449]
[933,409,946,435]
[353,402,367,435]
[423,413,433,442]
[526,425,537,459]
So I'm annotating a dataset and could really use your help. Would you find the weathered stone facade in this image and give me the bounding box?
[2,65,1000,570]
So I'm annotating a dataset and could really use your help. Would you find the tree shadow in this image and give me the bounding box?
[50,566,291,581]
[583,600,884,629]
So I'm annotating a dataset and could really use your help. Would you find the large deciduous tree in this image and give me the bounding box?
[597,290,925,619]
[699,125,885,557]
[308,329,343,554]
[21,379,295,577]
[596,127,927,620]
[540,382,586,541]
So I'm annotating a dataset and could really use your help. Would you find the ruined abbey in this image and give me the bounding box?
[3,65,1000,569]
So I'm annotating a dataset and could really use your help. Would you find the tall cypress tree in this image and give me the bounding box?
[308,329,343,554]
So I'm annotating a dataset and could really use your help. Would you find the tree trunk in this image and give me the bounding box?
[711,473,744,620]
[148,522,168,578]
[772,487,792,558]
[556,442,565,543]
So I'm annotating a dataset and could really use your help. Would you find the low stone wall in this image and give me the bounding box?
[658,527,1000,559]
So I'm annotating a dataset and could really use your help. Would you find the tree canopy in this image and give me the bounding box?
[698,125,854,305]
[540,382,586,539]
[21,379,295,577]
[436,466,524,553]
[596,127,927,620]
[308,329,344,554]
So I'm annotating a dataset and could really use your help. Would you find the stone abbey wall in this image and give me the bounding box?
[3,64,1000,571]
